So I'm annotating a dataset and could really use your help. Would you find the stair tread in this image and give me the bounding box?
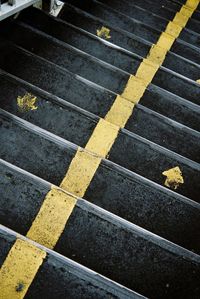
[0,226,145,299]
[0,162,200,298]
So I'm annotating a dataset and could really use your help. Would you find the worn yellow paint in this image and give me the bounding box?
[105,95,135,127]
[121,75,147,103]
[27,187,77,249]
[136,59,159,85]
[162,166,184,190]
[85,119,119,157]
[180,5,193,17]
[17,93,38,112]
[0,239,46,299]
[147,44,168,66]
[97,26,111,39]
[156,32,175,50]
[185,0,199,9]
[165,21,182,38]
[60,148,102,197]
[173,12,189,27]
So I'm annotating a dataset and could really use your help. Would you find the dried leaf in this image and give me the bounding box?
[162,166,184,190]
[17,93,38,112]
[97,26,111,39]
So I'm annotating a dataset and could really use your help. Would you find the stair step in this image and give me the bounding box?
[0,71,199,164]
[66,0,171,32]
[0,38,199,133]
[58,3,200,65]
[0,108,199,201]
[1,21,200,103]
[171,0,200,9]
[65,0,200,47]
[59,3,161,45]
[109,0,200,24]
[186,17,200,34]
[98,0,178,21]
[0,163,200,298]
[59,2,200,56]
[98,0,200,33]
[138,0,182,11]
[1,157,200,253]
[0,225,144,299]
[17,7,200,70]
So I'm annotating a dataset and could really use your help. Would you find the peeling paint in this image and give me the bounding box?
[162,166,184,190]
[97,26,111,39]
[17,93,38,112]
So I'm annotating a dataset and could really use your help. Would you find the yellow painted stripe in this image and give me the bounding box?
[85,119,119,157]
[165,21,182,38]
[180,5,193,17]
[0,239,46,299]
[27,187,77,249]
[173,12,190,27]
[121,75,147,103]
[105,95,135,127]
[60,149,102,197]
[147,44,168,66]
[1,1,198,297]
[185,0,199,9]
[156,32,175,50]
[136,59,160,85]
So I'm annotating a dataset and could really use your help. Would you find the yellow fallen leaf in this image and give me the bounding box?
[17,93,38,112]
[97,26,111,39]
[162,166,184,190]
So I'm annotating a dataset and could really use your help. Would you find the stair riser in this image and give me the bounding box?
[60,3,160,44]
[0,40,199,134]
[95,0,200,42]
[58,3,200,60]
[1,159,200,254]
[63,0,200,48]
[98,0,178,21]
[66,0,168,32]
[1,23,200,105]
[0,167,199,299]
[99,0,200,29]
[17,8,200,71]
[141,85,200,132]
[0,110,199,200]
[186,17,200,34]
[0,73,199,164]
[0,228,142,299]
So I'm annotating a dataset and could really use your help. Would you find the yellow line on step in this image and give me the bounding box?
[60,149,102,197]
[0,0,199,298]
[27,187,77,249]
[0,239,46,299]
